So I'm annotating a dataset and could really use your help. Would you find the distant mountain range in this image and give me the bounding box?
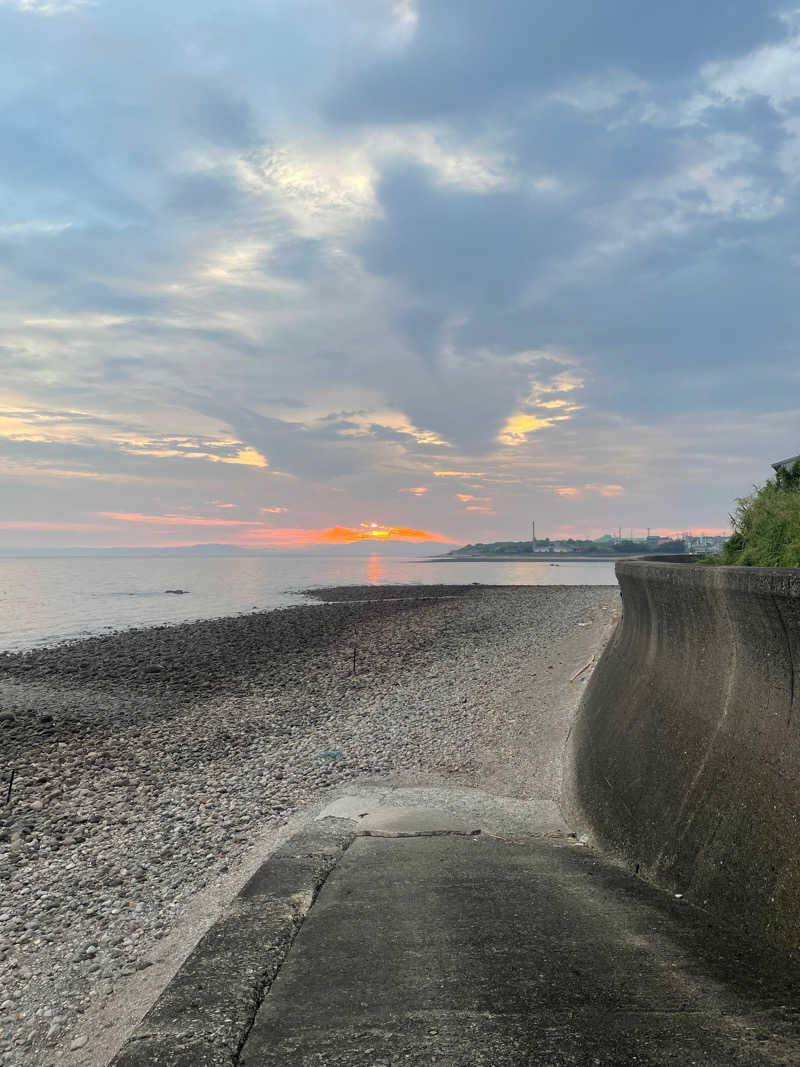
[0,541,457,559]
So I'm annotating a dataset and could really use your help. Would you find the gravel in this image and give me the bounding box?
[0,583,618,1066]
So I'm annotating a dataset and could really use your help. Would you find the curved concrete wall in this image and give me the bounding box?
[564,559,800,954]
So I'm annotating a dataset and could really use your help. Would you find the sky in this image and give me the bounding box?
[1,0,798,550]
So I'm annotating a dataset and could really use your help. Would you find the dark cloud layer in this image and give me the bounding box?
[329,1,783,121]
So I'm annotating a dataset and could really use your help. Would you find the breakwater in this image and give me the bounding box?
[565,558,800,954]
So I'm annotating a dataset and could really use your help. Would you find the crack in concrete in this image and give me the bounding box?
[231,838,355,1065]
[354,828,482,838]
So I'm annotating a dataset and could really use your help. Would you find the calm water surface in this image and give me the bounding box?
[0,554,617,652]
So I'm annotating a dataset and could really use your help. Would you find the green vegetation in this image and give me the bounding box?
[719,459,800,567]
[447,538,687,558]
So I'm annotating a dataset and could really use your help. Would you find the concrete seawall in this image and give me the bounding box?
[564,558,800,954]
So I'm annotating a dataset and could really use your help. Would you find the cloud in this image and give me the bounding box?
[221,446,268,468]
[240,524,456,546]
[433,471,484,478]
[552,484,626,499]
[0,520,109,530]
[328,1,782,123]
[259,505,289,513]
[497,413,563,446]
[98,512,262,527]
[0,0,797,548]
[5,0,91,13]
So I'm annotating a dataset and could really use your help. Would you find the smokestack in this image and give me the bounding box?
[531,520,536,552]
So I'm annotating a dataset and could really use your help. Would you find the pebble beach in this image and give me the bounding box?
[0,583,618,1066]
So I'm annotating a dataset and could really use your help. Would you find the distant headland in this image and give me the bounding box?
[430,535,701,562]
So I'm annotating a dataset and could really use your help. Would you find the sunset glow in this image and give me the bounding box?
[82,512,458,547]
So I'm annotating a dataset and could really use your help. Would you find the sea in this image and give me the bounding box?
[0,554,618,652]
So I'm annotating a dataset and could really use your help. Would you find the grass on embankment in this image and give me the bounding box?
[718,458,800,567]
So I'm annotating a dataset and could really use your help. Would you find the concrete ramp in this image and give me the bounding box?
[239,835,800,1066]
[112,807,800,1066]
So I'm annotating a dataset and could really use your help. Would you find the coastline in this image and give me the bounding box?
[0,583,618,1067]
[424,554,641,562]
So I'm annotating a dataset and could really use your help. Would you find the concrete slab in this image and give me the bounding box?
[315,785,558,835]
[240,835,800,1065]
[314,794,379,821]
[109,823,356,1067]
[316,795,477,834]
[357,805,477,834]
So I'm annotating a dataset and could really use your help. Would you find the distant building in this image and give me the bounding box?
[685,534,726,555]
[772,455,800,471]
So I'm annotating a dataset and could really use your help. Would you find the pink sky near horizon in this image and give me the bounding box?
[0,513,729,548]
[0,514,458,547]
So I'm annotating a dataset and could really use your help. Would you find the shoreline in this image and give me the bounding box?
[424,554,638,563]
[0,583,618,1066]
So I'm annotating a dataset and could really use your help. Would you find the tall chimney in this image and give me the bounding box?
[531,520,536,552]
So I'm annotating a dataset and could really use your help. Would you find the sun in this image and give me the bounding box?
[360,521,390,539]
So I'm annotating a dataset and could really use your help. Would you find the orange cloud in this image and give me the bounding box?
[100,512,261,526]
[434,470,484,477]
[221,446,268,468]
[498,413,560,446]
[456,493,475,502]
[553,484,625,499]
[465,505,495,513]
[398,487,429,496]
[260,506,289,513]
[0,408,270,471]
[243,525,456,546]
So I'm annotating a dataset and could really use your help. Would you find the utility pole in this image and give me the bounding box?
[531,520,536,553]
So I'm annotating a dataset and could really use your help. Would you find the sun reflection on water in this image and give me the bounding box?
[367,554,384,584]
